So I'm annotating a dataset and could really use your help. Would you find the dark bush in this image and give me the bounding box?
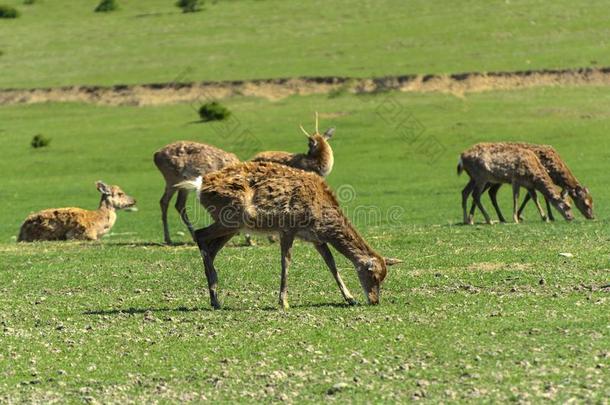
[23,0,36,5]
[198,102,230,122]
[176,0,202,13]
[94,0,118,12]
[0,5,19,18]
[31,134,51,148]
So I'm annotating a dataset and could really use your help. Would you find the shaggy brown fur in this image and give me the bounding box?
[458,143,574,224]
[251,115,335,177]
[178,161,400,309]
[153,141,240,244]
[18,182,136,242]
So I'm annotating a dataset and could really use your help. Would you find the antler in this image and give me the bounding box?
[299,124,310,137]
[314,112,319,134]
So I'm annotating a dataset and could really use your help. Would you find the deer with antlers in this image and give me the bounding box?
[177,161,401,309]
[251,112,335,178]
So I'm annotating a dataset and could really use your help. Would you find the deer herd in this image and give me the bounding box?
[17,113,594,309]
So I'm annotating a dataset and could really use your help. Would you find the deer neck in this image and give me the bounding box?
[532,175,562,203]
[97,196,117,229]
[327,214,381,268]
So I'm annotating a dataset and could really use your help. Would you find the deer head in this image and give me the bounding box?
[570,186,594,219]
[300,112,335,157]
[96,181,136,209]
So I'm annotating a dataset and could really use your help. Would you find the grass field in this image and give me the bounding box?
[1,0,610,88]
[1,0,610,402]
[1,88,609,402]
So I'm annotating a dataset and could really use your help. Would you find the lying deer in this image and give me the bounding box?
[178,161,401,309]
[251,112,335,178]
[476,143,594,222]
[18,181,136,242]
[458,143,574,224]
[154,141,239,244]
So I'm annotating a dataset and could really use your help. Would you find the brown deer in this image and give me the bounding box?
[154,141,239,244]
[251,112,335,178]
[477,143,594,222]
[177,161,401,310]
[458,143,574,224]
[18,181,136,242]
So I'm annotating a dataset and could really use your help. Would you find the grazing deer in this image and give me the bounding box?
[478,143,594,221]
[177,161,401,309]
[251,112,335,178]
[458,143,574,224]
[18,181,136,242]
[154,141,240,244]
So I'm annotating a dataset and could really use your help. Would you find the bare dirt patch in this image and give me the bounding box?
[2,67,610,106]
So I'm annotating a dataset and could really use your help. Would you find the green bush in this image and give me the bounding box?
[0,5,19,18]
[176,0,202,13]
[31,134,51,148]
[23,0,36,5]
[94,0,118,13]
[198,102,230,122]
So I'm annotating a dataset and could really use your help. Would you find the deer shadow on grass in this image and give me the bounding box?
[83,306,212,316]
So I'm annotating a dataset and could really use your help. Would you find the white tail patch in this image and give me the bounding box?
[175,176,203,192]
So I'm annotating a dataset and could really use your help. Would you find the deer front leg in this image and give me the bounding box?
[512,182,521,223]
[527,189,548,222]
[315,243,357,305]
[462,180,475,224]
[279,233,295,310]
[160,186,176,244]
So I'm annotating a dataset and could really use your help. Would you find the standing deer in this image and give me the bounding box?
[476,143,594,221]
[154,141,239,244]
[177,161,401,309]
[458,143,574,224]
[18,181,136,242]
[251,112,335,178]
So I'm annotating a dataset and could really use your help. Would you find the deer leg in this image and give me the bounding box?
[462,179,475,224]
[469,183,491,221]
[545,197,555,221]
[279,232,295,310]
[194,222,237,310]
[175,189,195,239]
[315,243,357,305]
[160,186,176,244]
[527,189,548,222]
[517,192,531,221]
[512,182,521,223]
[473,182,492,224]
[488,183,506,223]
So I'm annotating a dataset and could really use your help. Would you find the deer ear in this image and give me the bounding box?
[323,127,335,139]
[96,181,111,195]
[384,257,403,266]
[560,189,568,199]
[583,187,590,194]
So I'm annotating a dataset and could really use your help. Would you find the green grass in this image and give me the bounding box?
[1,0,610,88]
[1,88,609,401]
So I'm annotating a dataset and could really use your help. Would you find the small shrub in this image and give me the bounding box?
[31,134,51,148]
[94,0,118,13]
[198,102,230,122]
[0,5,19,18]
[23,0,36,5]
[176,0,202,13]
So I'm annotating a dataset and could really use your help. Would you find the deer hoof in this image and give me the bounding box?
[346,298,358,306]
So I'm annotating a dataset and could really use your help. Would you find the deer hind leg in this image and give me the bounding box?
[517,192,531,221]
[512,182,522,223]
[279,232,295,310]
[473,182,492,224]
[194,222,237,310]
[545,197,555,221]
[175,189,195,239]
[462,179,475,224]
[315,243,357,305]
[488,183,507,223]
[527,189,548,222]
[160,185,176,244]
[469,183,491,221]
